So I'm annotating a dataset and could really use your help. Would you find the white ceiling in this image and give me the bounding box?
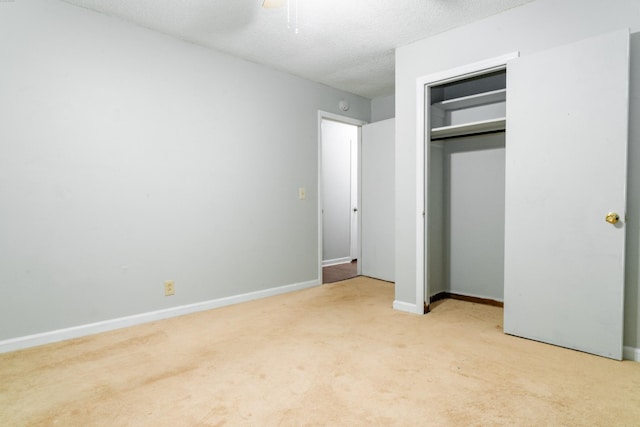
[61,0,534,99]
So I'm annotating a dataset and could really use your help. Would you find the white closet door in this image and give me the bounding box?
[504,29,629,360]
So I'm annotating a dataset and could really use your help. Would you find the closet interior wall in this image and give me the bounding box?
[427,70,507,303]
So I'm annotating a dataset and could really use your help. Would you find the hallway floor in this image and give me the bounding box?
[322,260,357,283]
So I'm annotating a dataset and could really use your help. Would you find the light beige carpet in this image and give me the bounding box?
[1,276,639,426]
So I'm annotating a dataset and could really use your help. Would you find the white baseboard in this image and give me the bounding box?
[322,257,352,267]
[0,279,321,354]
[393,300,422,315]
[623,346,640,362]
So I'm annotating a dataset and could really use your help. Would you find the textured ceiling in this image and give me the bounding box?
[61,0,534,99]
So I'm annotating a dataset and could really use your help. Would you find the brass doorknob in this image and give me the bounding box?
[605,212,620,224]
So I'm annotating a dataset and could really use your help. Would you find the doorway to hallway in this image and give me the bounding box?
[318,111,366,283]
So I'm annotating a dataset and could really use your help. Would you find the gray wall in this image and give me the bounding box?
[0,0,370,341]
[371,95,395,122]
[395,0,640,349]
[361,119,395,282]
[444,134,505,301]
[427,144,446,296]
[321,120,357,264]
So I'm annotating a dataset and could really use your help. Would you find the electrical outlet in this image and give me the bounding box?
[164,280,175,296]
[299,187,306,200]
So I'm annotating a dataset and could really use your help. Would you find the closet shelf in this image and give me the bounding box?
[431,117,506,139]
[432,89,506,111]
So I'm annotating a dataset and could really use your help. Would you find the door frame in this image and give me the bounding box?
[415,52,519,314]
[317,111,367,282]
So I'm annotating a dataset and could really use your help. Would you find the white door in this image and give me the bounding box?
[349,135,359,261]
[504,29,629,359]
[361,119,395,282]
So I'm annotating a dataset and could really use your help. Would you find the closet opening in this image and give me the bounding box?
[425,68,507,311]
